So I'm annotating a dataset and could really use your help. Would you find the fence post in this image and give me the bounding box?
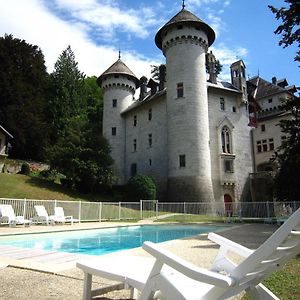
[266,201,270,219]
[155,200,158,220]
[184,202,186,215]
[140,200,143,220]
[118,202,121,220]
[78,201,81,223]
[23,198,26,217]
[99,202,102,222]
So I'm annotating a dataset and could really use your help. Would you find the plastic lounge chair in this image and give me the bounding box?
[33,205,55,225]
[53,207,79,225]
[77,207,300,300]
[0,204,31,227]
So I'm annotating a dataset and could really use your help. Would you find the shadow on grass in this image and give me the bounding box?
[24,176,113,202]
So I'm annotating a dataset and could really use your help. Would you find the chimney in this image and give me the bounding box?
[139,76,148,100]
[206,51,217,84]
[272,77,277,85]
[159,64,166,90]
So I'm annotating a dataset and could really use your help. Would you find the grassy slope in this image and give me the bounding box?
[0,173,113,202]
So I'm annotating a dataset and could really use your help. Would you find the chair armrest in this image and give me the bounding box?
[208,232,254,257]
[142,241,235,288]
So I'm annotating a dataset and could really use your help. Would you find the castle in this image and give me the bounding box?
[97,6,297,204]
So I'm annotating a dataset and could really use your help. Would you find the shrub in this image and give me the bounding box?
[126,175,157,202]
[19,162,30,175]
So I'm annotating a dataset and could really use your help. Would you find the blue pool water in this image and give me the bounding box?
[0,224,228,256]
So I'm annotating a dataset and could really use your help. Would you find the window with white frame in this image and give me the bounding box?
[221,126,232,153]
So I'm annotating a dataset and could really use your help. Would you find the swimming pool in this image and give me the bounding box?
[0,224,228,256]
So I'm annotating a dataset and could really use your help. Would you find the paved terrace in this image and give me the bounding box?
[0,221,278,300]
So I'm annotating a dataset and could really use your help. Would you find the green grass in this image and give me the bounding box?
[242,257,300,300]
[154,213,225,223]
[0,173,114,202]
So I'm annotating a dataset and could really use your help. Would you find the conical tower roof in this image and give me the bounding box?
[97,58,139,87]
[155,8,215,49]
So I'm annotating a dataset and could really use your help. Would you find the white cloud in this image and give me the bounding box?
[50,0,159,40]
[0,0,159,78]
[211,44,248,81]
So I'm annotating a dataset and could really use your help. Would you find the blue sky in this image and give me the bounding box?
[0,0,298,87]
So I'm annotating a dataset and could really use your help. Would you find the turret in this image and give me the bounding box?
[97,58,139,184]
[155,6,215,203]
[230,60,247,103]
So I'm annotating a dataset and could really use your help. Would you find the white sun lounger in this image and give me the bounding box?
[0,204,31,227]
[53,207,79,225]
[77,207,300,300]
[33,205,55,225]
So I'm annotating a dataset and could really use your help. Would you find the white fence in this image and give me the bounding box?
[0,198,299,223]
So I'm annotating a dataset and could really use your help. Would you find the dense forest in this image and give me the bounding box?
[0,34,113,193]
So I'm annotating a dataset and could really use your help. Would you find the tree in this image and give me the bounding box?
[269,1,300,64]
[126,175,157,202]
[274,96,300,201]
[48,45,86,141]
[47,73,114,193]
[0,34,49,160]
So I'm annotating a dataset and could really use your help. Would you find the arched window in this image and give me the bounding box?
[221,126,232,153]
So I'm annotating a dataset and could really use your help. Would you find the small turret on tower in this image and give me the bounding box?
[230,60,247,103]
[98,58,139,184]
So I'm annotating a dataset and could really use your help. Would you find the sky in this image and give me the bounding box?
[0,0,299,87]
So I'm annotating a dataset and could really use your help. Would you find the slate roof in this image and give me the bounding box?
[97,59,139,87]
[207,81,241,93]
[155,8,215,49]
[248,76,292,99]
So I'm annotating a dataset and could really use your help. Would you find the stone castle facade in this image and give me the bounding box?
[98,7,255,203]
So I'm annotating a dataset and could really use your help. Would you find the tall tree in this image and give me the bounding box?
[47,72,114,193]
[274,96,300,201]
[269,1,300,64]
[0,34,49,160]
[48,45,85,141]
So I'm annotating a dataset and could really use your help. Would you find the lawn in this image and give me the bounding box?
[242,257,300,300]
[0,173,113,202]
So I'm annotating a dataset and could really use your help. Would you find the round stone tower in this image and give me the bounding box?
[155,7,216,202]
[97,58,139,184]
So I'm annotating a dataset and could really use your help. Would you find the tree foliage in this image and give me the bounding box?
[48,45,86,141]
[126,175,157,202]
[0,34,49,160]
[274,96,300,201]
[269,1,300,64]
[47,49,113,193]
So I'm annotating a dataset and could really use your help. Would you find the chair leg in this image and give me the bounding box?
[247,283,280,300]
[83,273,92,300]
